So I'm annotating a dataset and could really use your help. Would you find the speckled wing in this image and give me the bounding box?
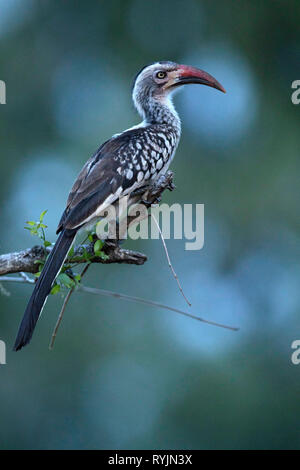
[56,128,157,233]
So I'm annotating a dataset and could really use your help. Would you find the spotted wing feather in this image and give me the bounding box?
[56,127,165,233]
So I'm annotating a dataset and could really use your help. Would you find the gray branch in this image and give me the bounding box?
[0,171,175,276]
[0,243,148,275]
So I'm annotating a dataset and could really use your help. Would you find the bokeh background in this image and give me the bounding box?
[0,0,300,450]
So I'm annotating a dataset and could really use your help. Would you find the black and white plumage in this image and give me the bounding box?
[14,60,225,351]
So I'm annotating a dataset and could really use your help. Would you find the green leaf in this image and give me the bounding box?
[99,252,109,261]
[34,259,44,265]
[68,245,75,258]
[50,284,61,295]
[82,248,92,261]
[39,210,48,222]
[24,210,53,251]
[94,239,104,254]
[57,273,75,289]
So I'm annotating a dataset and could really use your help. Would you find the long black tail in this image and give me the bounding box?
[13,229,76,351]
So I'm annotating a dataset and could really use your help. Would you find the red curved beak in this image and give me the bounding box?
[174,64,226,93]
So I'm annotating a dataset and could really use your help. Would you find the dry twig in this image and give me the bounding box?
[151,213,192,307]
[49,264,90,349]
[0,275,239,332]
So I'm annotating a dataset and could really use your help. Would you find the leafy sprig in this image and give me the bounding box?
[24,210,108,294]
[24,210,51,248]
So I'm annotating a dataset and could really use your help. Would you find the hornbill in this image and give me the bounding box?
[14,61,225,351]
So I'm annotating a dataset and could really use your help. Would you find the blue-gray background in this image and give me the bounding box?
[0,0,299,449]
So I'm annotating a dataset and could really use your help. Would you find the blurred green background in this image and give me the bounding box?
[0,0,300,450]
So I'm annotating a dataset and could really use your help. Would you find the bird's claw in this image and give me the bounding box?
[141,196,161,207]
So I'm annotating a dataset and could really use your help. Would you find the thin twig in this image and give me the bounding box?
[19,272,33,283]
[79,285,239,331]
[0,276,35,283]
[49,264,90,350]
[151,213,192,307]
[49,286,74,350]
[0,274,239,332]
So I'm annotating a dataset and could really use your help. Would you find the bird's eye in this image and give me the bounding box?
[156,71,167,79]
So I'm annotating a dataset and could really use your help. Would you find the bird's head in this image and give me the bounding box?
[132,60,225,118]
